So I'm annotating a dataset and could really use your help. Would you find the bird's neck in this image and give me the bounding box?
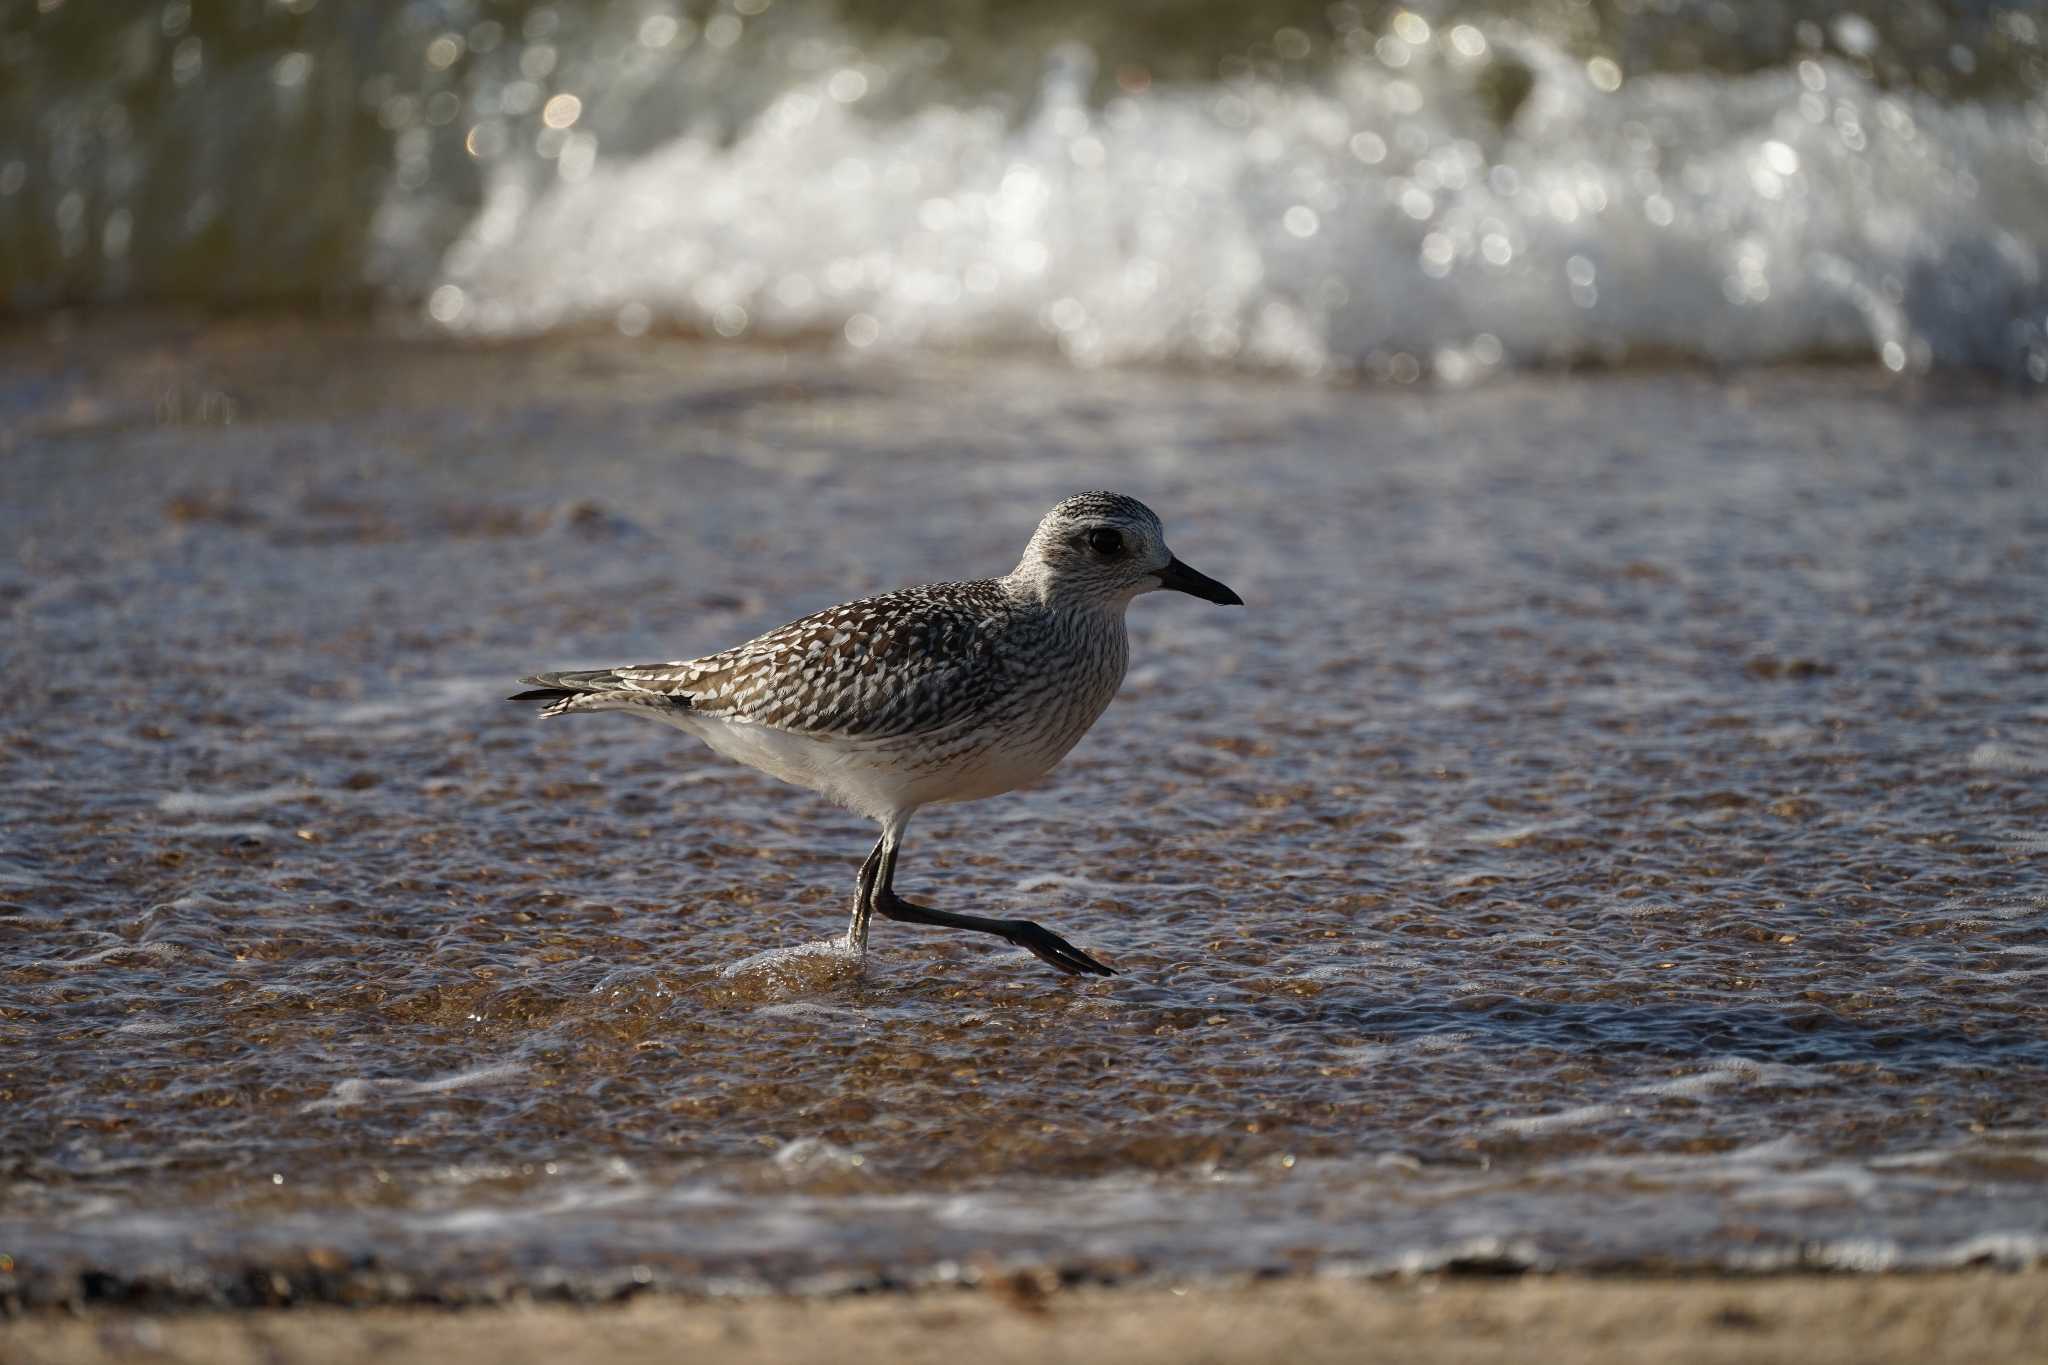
[1000,568,1138,618]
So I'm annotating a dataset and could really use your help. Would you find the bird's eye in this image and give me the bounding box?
[1085,528,1124,557]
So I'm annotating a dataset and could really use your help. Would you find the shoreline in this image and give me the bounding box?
[7,1273,2047,1365]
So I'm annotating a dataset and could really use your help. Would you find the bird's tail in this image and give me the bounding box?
[508,670,687,719]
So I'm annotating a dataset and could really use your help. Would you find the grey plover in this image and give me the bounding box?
[510,492,1241,977]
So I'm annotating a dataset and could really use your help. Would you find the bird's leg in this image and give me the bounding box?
[845,837,884,955]
[871,831,1115,977]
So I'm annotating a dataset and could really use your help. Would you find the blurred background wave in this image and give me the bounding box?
[5,0,2047,380]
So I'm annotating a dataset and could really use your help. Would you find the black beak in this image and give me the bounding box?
[1158,556,1244,606]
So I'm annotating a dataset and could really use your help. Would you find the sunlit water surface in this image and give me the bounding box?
[1,322,2045,1304]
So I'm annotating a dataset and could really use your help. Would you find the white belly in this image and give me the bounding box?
[653,708,1089,821]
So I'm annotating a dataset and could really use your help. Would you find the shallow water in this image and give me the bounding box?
[2,319,2045,1304]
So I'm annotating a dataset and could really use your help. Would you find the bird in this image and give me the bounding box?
[508,492,1242,977]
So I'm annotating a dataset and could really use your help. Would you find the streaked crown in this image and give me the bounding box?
[1011,492,1173,606]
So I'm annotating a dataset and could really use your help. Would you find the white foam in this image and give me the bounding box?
[1546,1135,1814,1185]
[716,936,862,979]
[1970,742,2048,774]
[299,1062,527,1112]
[110,1018,183,1037]
[770,1137,867,1173]
[1728,1238,1903,1272]
[1628,1057,1832,1099]
[1319,1235,1551,1279]
[1931,1233,2048,1270]
[423,36,2048,382]
[1759,722,1819,749]
[157,786,320,815]
[754,1001,873,1024]
[46,940,181,970]
[1732,1162,1881,1208]
[1488,1102,1623,1136]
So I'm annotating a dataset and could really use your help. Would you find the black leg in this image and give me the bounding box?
[872,833,1115,977]
[844,837,885,951]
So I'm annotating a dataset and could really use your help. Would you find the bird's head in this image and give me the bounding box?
[1013,492,1243,610]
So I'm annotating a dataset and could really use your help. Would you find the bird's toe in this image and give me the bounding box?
[1006,920,1117,977]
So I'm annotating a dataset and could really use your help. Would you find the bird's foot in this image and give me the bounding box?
[1001,919,1116,977]
[869,889,1115,978]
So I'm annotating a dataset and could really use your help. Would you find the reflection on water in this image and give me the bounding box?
[4,1,2046,379]
[0,322,2043,1303]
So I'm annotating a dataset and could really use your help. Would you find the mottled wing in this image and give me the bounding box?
[612,581,1019,739]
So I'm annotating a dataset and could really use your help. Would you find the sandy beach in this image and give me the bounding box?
[8,1274,2048,1365]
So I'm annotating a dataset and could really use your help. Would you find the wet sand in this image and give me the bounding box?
[8,1274,2047,1365]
